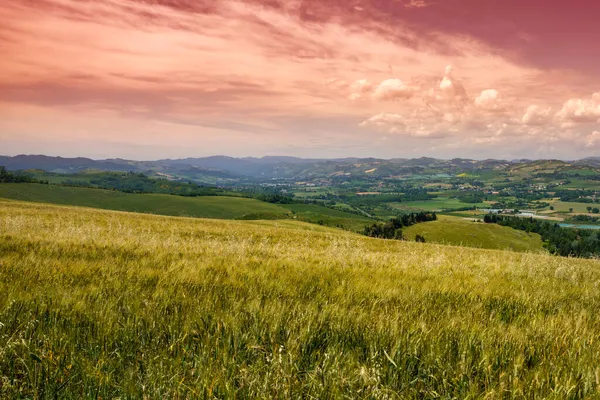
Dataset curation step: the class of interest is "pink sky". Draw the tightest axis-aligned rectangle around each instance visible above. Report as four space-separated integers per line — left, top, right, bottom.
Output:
1 0 600 160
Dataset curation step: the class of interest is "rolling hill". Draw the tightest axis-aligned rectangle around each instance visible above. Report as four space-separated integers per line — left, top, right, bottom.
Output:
1 199 600 398
403 215 546 252
3 154 600 181
0 183 290 219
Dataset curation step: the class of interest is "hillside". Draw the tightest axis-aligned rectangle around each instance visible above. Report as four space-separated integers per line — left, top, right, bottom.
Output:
403 215 546 252
0 183 289 219
1 200 600 398
4 154 600 180
282 203 374 232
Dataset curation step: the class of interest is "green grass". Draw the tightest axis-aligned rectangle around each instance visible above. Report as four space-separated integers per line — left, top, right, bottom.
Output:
545 200 598 213
2 200 600 398
389 198 489 212
403 215 546 252
561 180 600 190
281 204 374 232
0 183 289 219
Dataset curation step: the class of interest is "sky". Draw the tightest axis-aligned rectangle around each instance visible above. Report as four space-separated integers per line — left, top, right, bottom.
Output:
1 0 600 160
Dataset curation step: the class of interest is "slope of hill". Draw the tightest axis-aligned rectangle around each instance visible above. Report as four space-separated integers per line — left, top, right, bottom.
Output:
403 215 545 252
1 200 600 398
0 183 290 219
281 203 375 232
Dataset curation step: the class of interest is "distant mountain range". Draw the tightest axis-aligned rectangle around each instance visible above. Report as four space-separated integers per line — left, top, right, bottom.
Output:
1 154 599 182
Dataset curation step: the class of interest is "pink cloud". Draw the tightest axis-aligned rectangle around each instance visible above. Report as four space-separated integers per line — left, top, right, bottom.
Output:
474 89 504 112
555 92 600 124
522 105 552 126
586 131 600 149
372 79 418 101
0 0 599 159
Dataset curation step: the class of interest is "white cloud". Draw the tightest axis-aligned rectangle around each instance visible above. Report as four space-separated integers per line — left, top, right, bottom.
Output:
475 89 503 111
372 78 417 101
586 131 600 148
522 105 552 125
349 79 373 100
555 92 600 124
422 65 469 111
360 111 451 139
360 113 406 133
405 0 429 8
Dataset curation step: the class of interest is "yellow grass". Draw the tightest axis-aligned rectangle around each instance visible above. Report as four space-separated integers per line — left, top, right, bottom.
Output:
1 199 600 398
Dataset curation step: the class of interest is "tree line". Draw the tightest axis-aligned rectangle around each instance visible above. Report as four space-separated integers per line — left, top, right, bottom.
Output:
0 167 47 184
363 212 437 240
484 214 600 258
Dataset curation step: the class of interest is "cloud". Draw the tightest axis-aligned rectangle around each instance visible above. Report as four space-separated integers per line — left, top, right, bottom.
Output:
555 92 600 124
422 65 469 112
1 0 598 159
474 89 503 112
522 105 552 125
360 111 451 139
586 131 600 148
405 0 429 8
349 79 373 100
439 65 468 104
361 66 518 141
372 78 417 101
360 113 406 133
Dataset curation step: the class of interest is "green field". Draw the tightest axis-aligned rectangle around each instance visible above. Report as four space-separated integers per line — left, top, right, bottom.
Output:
281 204 374 232
403 216 545 252
545 200 598 213
389 198 489 212
561 180 600 190
0 183 290 219
2 200 600 397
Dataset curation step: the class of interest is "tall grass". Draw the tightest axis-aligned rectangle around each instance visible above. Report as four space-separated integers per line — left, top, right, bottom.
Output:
1 199 600 398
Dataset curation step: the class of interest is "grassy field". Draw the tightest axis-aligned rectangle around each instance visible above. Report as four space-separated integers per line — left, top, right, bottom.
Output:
282 204 374 232
561 180 600 190
2 200 600 398
389 198 489 212
0 183 290 219
403 216 546 252
545 200 598 214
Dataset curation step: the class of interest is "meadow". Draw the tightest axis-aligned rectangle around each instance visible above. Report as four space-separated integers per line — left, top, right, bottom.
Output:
402 215 545 252
2 200 600 398
282 203 374 232
0 183 289 219
545 200 599 214
389 198 489 212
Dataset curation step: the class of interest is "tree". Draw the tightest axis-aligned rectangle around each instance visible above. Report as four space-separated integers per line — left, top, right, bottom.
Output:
587 206 593 213
593 208 600 214
415 234 426 243
550 206 555 211
569 208 574 213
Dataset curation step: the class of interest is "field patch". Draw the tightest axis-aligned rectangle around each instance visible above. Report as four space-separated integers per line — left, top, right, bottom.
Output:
389 198 489 212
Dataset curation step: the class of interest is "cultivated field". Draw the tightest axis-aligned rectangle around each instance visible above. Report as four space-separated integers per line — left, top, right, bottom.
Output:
1 200 600 398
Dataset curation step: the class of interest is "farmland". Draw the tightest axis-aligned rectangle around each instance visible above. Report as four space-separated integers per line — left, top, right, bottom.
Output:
2 200 600 398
